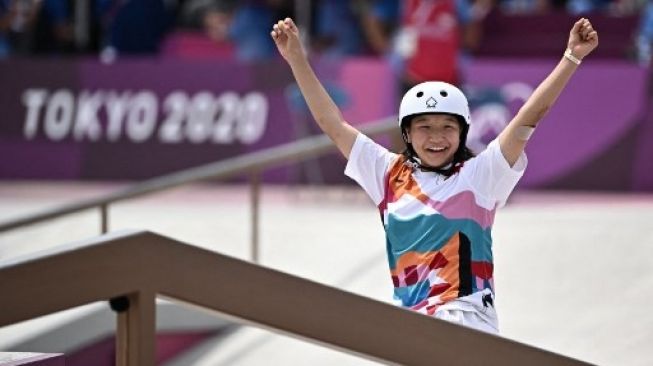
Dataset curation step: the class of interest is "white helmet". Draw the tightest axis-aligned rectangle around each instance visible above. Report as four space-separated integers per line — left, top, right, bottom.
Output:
399 81 470 127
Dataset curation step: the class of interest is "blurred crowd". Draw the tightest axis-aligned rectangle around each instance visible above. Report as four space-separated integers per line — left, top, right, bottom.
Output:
0 0 651 65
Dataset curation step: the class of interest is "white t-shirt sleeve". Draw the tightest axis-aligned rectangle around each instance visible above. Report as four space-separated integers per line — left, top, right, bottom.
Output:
463 138 527 207
345 133 397 205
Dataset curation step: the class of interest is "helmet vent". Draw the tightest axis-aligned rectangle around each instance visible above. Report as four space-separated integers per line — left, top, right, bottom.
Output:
416 91 424 98
440 90 448 97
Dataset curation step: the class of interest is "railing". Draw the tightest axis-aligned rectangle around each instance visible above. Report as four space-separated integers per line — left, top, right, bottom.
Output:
0 230 593 366
0 118 398 263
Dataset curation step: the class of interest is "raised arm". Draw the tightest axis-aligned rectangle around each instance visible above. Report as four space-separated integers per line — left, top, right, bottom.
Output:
498 18 599 166
271 18 359 159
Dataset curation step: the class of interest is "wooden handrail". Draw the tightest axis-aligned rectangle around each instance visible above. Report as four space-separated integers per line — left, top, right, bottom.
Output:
0 230 593 366
0 118 397 234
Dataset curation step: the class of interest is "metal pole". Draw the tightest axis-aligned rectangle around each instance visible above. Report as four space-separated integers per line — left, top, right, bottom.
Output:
100 204 108 234
74 0 89 51
250 171 260 263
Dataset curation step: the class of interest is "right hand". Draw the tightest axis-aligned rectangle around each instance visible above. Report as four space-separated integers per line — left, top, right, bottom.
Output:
567 18 598 60
270 18 304 63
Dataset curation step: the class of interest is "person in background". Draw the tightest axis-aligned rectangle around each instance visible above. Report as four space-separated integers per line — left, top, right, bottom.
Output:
168 0 236 58
311 0 366 57
1 0 40 55
566 0 612 14
0 0 10 56
497 0 551 14
396 0 474 89
30 0 75 54
105 0 176 55
198 0 235 44
228 0 292 61
360 0 399 57
636 0 653 65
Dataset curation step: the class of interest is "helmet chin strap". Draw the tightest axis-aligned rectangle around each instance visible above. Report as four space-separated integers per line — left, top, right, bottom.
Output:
406 154 455 174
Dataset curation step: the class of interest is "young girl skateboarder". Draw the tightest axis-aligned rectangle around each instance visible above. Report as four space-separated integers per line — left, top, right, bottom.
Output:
271 17 598 333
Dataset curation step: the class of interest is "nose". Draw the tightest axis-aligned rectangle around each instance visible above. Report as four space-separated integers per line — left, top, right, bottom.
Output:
428 130 446 142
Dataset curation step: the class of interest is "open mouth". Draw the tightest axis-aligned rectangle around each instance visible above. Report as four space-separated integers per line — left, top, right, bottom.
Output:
425 146 447 153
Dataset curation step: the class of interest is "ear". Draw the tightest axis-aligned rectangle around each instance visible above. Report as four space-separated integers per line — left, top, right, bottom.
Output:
403 128 412 144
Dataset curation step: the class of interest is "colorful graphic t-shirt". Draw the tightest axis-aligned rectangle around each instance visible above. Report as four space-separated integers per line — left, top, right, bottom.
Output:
345 133 527 328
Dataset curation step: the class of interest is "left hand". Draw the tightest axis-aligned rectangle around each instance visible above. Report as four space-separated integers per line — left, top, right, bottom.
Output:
271 18 305 65
567 18 599 60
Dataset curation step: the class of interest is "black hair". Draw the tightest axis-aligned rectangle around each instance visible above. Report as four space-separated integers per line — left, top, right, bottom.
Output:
400 113 475 177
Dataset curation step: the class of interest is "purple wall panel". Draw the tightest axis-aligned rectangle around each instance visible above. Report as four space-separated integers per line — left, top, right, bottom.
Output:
466 60 647 188
0 57 649 190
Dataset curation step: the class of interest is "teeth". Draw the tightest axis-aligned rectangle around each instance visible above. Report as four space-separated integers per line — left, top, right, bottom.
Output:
427 147 446 152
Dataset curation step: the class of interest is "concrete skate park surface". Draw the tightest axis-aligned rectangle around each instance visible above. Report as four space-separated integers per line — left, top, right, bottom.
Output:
1 182 652 366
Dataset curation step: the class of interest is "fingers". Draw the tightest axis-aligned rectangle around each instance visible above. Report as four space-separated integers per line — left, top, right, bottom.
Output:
284 17 297 32
586 30 598 42
580 20 591 40
271 18 297 38
571 18 584 34
271 21 283 40
575 18 596 42
271 21 284 40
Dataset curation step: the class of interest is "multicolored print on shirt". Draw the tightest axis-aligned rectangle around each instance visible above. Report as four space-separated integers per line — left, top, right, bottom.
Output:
379 155 496 315
344 133 526 320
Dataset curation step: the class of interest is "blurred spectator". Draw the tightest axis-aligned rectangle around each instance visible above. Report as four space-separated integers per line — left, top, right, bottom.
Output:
636 1 653 65
200 1 234 43
498 0 551 14
613 0 648 15
30 0 75 54
228 0 292 61
6 0 643 60
362 0 480 90
90 0 122 53
105 0 176 55
178 0 235 37
0 0 9 56
360 0 400 56
162 0 235 59
0 0 93 56
1 0 40 55
566 0 612 14
311 0 366 57
169 0 291 61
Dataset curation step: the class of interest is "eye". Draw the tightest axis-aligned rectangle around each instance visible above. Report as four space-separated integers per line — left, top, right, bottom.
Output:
416 91 424 98
440 91 448 97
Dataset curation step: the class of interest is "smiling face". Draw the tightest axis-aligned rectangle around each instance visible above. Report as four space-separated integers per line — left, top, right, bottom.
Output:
406 114 462 169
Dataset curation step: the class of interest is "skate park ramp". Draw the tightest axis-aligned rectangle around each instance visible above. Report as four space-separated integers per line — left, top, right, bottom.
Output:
1 182 652 366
